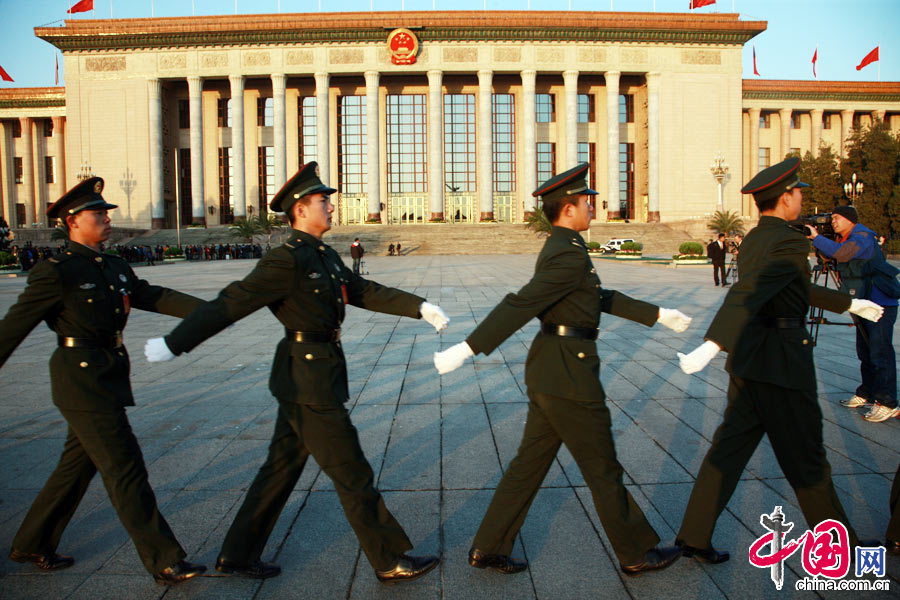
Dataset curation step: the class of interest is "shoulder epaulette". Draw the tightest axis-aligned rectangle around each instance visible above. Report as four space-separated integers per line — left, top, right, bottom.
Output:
47 251 75 265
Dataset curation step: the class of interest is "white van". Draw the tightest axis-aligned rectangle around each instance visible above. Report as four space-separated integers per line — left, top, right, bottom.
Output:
600 238 635 253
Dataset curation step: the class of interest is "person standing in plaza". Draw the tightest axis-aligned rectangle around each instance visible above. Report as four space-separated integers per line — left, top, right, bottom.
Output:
0 177 207 585
805 205 900 423
350 237 365 275
433 163 691 576
707 232 728 286
676 157 884 562
144 162 448 585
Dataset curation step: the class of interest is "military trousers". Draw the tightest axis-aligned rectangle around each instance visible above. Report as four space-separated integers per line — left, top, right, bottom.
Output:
472 390 659 565
678 375 858 548
219 401 412 570
12 408 185 574
887 462 900 542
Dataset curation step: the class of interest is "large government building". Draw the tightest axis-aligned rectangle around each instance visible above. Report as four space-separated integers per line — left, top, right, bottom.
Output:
0 10 898 230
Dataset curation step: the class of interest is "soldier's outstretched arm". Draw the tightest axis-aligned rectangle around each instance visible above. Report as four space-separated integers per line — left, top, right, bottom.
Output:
128 270 204 318
0 262 61 367
343 260 448 331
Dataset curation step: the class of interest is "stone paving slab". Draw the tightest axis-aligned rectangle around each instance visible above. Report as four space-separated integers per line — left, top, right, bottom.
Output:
1 254 899 598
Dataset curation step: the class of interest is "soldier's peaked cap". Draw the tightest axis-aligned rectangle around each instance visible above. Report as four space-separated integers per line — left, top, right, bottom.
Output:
46 177 117 219
533 163 597 202
741 156 810 205
270 162 337 213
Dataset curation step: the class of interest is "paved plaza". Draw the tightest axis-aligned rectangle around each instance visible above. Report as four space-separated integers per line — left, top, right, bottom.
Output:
0 252 898 599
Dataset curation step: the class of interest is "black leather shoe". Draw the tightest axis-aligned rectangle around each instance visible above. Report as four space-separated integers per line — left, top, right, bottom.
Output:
675 539 730 564
886 539 900 555
215 556 281 579
468 547 528 574
620 546 682 576
153 560 207 585
9 549 74 570
374 554 439 585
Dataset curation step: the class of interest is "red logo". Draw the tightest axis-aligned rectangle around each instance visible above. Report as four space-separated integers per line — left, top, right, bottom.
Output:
387 28 419 65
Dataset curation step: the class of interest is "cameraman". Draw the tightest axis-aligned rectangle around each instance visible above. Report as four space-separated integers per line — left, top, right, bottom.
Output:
806 205 900 423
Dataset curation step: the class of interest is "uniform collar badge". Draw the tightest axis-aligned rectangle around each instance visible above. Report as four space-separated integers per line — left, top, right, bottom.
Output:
309 272 321 279
79 283 96 289
119 274 127 282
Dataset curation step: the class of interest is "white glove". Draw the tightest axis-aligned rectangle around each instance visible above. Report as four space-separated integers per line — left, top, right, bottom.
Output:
433 341 474 375
420 301 450 332
658 308 692 333
144 337 175 362
677 340 721 374
848 299 884 322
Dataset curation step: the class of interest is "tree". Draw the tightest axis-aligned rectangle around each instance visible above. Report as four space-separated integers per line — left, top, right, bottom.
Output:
795 144 843 215
229 217 263 244
706 210 745 235
523 206 551 235
841 119 900 238
255 213 285 246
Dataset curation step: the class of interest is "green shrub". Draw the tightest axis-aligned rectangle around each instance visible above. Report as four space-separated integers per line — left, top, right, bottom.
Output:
586 241 602 250
164 246 184 257
678 241 703 255
620 241 643 252
884 240 900 255
0 251 15 266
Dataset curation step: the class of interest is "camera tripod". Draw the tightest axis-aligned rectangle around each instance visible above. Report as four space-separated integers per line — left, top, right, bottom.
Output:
808 254 855 346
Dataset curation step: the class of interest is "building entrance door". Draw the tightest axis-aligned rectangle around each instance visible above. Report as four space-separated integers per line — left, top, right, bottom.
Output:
389 196 426 224
446 194 474 223
340 196 365 225
494 195 515 223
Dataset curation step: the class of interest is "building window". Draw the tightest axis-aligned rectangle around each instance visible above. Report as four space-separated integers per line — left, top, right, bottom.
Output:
536 93 555 123
759 113 771 128
619 142 634 218
443 94 476 193
217 98 232 128
577 94 595 123
11 120 21 138
218 147 234 223
536 142 556 187
178 99 190 129
337 95 367 195
492 93 516 193
790 114 799 129
44 119 54 137
852 113 862 128
789 147 801 157
257 97 274 127
298 96 316 166
258 146 274 214
823 114 832 129
619 94 634 123
178 148 192 225
758 147 771 171
386 94 427 194
45 156 55 184
577 142 596 191
14 157 23 184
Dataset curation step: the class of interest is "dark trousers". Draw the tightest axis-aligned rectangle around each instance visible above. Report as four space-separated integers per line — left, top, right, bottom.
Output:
855 305 897 408
887 462 900 542
472 391 659 565
712 262 727 285
678 376 858 548
12 408 185 574
219 402 412 570
352 257 361 275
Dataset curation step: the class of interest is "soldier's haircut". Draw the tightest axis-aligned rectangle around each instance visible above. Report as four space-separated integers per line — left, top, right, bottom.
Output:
542 195 580 224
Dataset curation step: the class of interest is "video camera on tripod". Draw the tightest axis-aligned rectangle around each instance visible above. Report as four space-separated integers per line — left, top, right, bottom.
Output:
789 213 837 241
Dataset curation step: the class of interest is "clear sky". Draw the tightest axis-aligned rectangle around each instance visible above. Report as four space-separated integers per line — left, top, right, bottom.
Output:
0 0 897 87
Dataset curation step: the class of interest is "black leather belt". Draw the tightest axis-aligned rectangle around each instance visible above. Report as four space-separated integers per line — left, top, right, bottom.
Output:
754 317 806 329
540 323 599 341
285 328 341 343
58 334 123 349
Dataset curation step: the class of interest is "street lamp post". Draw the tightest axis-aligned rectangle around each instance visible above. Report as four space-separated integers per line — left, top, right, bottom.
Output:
76 162 93 182
710 154 729 211
844 172 864 204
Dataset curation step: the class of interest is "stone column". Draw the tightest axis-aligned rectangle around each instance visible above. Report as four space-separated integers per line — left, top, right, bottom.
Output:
841 109 853 157
605 71 620 220
229 74 246 218
563 70 578 169
187 76 206 225
427 70 443 221
365 71 381 222
314 72 330 186
477 69 493 221
31 119 45 225
521 69 536 217
646 72 661 222
272 73 287 190
148 78 165 228
19 118 35 226
0 121 13 225
810 109 823 157
748 108 760 179
779 108 792 160
52 117 66 198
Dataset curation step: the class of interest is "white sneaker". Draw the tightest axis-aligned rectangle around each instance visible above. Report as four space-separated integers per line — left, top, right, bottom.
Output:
863 403 900 423
840 395 868 408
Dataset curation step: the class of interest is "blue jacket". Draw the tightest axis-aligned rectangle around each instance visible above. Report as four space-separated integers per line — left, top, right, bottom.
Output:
812 223 898 306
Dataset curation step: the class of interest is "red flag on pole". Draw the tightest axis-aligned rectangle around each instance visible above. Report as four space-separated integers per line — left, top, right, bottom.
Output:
812 47 818 79
690 0 716 8
856 46 879 71
0 64 13 82
753 46 760 76
67 0 93 14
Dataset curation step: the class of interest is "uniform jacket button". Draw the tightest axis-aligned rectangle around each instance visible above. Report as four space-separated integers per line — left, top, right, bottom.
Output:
115 308 120 314
87 298 93 303
109 285 114 290
305 353 314 360
79 361 88 368
802 339 809 345
577 352 586 359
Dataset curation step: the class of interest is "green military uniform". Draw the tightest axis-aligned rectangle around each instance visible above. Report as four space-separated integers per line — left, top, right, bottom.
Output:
678 160 860 549
0 240 203 574
164 227 425 570
466 224 662 565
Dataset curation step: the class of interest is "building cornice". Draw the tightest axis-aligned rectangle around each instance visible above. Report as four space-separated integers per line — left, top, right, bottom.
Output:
35 11 766 52
743 80 900 103
0 87 66 109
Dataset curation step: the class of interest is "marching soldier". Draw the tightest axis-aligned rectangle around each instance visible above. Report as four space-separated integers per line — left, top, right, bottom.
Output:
434 163 691 576
676 157 884 561
0 177 207 585
144 162 447 584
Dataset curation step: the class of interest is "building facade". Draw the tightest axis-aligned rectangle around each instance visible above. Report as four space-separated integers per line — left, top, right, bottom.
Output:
0 11 898 229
